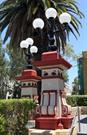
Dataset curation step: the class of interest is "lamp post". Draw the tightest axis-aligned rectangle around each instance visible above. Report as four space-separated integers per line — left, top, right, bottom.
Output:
32 7 72 129
33 7 71 52
21 5 71 115
20 8 71 66
20 37 38 69
18 37 40 100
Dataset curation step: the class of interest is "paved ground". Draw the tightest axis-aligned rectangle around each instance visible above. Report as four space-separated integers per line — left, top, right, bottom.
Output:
27 115 87 135
78 115 87 134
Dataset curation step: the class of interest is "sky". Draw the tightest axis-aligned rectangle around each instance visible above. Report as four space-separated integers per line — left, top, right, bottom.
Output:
68 0 87 89
1 0 87 90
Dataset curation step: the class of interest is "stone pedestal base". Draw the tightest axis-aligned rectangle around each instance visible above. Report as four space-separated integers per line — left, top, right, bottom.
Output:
35 116 73 130
35 117 60 130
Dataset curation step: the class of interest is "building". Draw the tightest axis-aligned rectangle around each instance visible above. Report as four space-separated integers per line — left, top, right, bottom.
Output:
78 51 87 95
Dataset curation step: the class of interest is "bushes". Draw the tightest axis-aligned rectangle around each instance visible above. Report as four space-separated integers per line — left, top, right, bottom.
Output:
66 95 87 106
0 96 87 134
66 95 78 106
0 99 36 135
0 114 7 135
76 95 87 106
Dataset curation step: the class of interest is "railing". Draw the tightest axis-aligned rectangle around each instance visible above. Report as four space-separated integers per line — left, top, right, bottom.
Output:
69 106 87 135
68 106 79 135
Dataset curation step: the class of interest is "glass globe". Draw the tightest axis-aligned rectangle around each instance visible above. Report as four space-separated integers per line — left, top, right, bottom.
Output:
45 7 57 19
30 46 38 53
59 12 71 24
26 38 34 46
33 18 44 29
20 40 29 48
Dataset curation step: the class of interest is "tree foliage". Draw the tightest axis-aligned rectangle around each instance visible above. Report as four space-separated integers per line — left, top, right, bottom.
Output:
0 0 84 57
72 76 79 95
0 0 84 98
64 43 77 60
0 99 36 135
6 44 26 80
0 114 7 135
0 38 10 98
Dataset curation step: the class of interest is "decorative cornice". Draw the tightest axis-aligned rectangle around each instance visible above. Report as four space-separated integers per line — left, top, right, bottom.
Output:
42 76 64 80
34 51 72 69
16 69 41 81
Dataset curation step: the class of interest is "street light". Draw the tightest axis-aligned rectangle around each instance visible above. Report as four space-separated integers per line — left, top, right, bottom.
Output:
45 7 57 19
20 37 38 69
33 18 44 29
33 7 71 52
30 46 38 53
59 12 71 24
32 8 72 121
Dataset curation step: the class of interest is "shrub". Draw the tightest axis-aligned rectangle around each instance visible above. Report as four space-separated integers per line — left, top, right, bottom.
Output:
1 96 87 134
66 95 87 106
76 95 87 106
0 114 7 135
0 99 36 135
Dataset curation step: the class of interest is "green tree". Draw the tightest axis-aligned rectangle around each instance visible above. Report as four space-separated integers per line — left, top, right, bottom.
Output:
0 1 83 98
63 71 69 82
0 38 10 98
0 0 83 58
72 77 79 95
64 44 78 60
62 44 78 82
6 44 26 80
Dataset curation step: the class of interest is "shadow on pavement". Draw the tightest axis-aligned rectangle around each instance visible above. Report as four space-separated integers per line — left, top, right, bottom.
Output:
79 117 87 124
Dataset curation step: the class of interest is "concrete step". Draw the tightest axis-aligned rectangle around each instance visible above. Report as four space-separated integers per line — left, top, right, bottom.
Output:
28 128 78 135
29 129 70 135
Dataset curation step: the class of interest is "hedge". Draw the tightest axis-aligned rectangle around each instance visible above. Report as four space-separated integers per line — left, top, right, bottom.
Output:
0 96 87 135
66 95 87 106
0 99 36 135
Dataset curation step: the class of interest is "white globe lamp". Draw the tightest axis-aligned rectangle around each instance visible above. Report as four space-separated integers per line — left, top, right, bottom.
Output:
20 40 29 49
30 46 38 53
59 12 71 24
33 18 44 29
45 7 57 19
26 38 34 46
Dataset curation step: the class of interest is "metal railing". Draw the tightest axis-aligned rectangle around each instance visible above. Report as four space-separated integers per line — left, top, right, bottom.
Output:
68 106 79 135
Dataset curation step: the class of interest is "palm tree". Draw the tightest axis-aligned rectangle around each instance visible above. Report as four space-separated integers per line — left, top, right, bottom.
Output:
0 0 83 59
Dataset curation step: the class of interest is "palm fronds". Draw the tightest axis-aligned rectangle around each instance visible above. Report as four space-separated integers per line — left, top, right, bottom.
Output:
0 0 84 55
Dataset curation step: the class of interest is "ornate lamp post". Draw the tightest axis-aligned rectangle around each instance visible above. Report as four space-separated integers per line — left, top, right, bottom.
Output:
16 38 40 98
33 7 71 52
32 8 73 130
17 7 73 131
20 37 38 69
15 37 40 98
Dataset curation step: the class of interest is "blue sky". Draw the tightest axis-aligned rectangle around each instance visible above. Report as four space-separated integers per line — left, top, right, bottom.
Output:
68 0 87 88
1 0 87 89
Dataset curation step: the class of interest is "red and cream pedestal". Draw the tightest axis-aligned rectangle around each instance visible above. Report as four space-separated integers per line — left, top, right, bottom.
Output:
34 51 73 130
16 69 41 98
